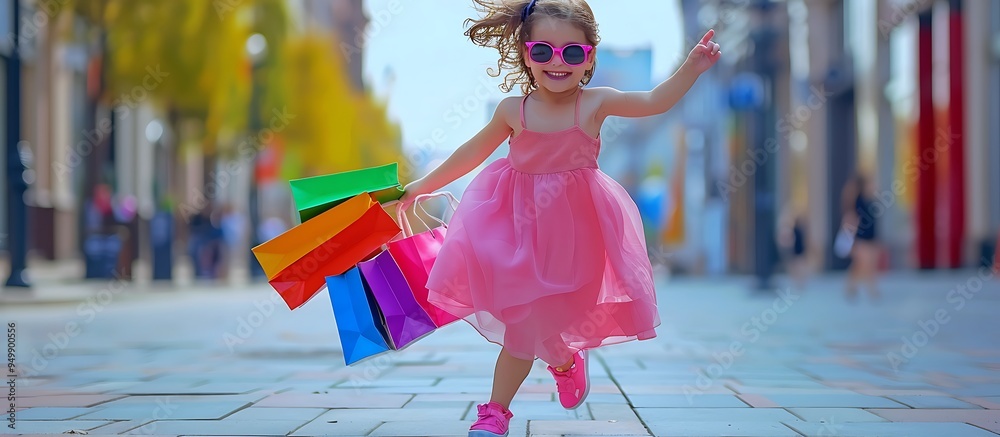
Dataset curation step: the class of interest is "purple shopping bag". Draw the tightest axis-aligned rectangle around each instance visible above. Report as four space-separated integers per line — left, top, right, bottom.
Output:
357 250 436 349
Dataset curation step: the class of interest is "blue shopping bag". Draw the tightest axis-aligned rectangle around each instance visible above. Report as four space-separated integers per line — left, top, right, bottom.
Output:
326 268 393 365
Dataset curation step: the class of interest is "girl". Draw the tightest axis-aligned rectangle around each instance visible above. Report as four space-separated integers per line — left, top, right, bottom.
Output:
399 1 720 435
841 174 882 302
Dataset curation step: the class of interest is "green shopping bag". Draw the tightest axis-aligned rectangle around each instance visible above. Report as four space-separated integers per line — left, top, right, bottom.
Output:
289 163 405 222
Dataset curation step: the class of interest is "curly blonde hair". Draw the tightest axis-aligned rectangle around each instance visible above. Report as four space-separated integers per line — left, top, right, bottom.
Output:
465 0 600 94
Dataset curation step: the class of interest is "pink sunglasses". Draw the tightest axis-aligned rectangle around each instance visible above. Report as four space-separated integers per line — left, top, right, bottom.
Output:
525 41 594 66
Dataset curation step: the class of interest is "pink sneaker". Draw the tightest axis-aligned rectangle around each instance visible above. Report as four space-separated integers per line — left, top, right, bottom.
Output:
547 350 591 409
468 402 513 437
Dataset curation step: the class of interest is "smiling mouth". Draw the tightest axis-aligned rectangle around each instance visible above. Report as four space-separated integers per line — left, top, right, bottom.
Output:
545 71 571 80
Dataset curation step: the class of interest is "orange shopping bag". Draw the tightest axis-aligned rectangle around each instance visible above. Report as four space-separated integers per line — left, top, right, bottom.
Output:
261 197 402 310
252 193 375 280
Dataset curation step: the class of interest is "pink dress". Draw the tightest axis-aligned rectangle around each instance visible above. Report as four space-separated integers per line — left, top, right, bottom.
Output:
426 89 660 365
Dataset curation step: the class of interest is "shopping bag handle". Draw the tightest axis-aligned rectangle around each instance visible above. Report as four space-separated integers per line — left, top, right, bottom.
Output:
379 200 414 244
415 192 459 219
414 192 459 229
395 192 459 237
396 192 459 236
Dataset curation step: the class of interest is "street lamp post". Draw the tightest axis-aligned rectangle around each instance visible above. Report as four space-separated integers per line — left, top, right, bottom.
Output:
246 33 267 280
4 0 30 289
749 1 779 292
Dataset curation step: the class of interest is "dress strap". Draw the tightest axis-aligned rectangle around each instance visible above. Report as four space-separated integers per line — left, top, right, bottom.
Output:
574 88 583 126
520 94 529 129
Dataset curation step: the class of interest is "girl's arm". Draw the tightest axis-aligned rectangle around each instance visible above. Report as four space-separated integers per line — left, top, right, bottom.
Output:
400 98 516 202
595 30 721 119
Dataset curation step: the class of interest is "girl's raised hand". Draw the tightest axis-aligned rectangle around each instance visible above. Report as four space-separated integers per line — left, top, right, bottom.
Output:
686 29 722 74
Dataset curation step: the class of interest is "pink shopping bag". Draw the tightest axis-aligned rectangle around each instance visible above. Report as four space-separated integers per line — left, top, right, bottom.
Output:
387 192 461 327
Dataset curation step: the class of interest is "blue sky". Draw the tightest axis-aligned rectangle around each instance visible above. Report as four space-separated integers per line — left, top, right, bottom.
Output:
363 0 685 154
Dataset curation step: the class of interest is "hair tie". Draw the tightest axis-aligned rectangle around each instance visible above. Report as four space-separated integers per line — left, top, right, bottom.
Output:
520 0 537 22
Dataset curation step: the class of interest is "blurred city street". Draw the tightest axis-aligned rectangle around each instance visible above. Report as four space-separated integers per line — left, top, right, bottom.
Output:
3 271 999 436
0 0 998 436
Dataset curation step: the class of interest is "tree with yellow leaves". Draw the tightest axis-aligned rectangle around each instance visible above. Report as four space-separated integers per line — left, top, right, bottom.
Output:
277 33 357 175
273 31 404 178
62 0 289 203
63 0 404 203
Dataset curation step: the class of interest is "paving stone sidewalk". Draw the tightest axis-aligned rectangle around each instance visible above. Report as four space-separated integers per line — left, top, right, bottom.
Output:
2 271 998 436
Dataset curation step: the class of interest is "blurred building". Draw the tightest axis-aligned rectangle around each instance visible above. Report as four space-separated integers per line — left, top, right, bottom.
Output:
0 0 11 261
1 0 380 282
672 0 1000 277
676 0 790 280
1 0 169 282
4 0 93 263
800 0 998 270
709 0 1000 274
590 45 732 275
674 0 741 276
4 0 997 281
296 0 368 92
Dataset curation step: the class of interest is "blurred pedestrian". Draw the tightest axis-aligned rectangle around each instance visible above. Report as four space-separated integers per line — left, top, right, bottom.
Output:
220 204 247 278
86 184 115 234
83 184 121 279
398 1 721 434
113 194 139 280
257 216 287 243
188 206 224 280
995 231 1000 273
778 206 809 291
841 174 881 302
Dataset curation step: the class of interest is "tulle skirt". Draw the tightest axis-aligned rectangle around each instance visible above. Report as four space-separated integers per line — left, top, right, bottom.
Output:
426 158 660 365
